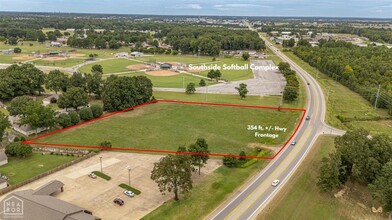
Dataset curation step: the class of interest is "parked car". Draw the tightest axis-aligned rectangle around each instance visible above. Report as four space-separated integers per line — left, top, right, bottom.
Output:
291 141 297 145
124 190 135 197
272 179 280 187
88 173 97 179
113 198 124 206
83 210 93 215
306 116 311 120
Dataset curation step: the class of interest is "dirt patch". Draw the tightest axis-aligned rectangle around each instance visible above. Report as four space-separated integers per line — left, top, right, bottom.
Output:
12 55 36 61
127 64 148 71
42 57 68 61
145 70 179 76
69 53 86 57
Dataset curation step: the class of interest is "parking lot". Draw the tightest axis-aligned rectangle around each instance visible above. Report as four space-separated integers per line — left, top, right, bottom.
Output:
1 152 222 219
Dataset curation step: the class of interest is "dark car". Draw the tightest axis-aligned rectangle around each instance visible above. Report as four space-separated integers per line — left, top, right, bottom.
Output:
306 116 311 120
113 198 124 206
84 210 93 215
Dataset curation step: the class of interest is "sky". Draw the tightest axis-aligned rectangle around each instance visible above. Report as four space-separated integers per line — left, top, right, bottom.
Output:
0 0 391 18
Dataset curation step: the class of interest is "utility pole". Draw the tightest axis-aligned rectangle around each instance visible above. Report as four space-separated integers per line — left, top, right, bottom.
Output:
374 84 381 109
99 157 103 173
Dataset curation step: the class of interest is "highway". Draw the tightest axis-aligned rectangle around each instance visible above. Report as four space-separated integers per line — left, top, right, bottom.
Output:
207 33 345 220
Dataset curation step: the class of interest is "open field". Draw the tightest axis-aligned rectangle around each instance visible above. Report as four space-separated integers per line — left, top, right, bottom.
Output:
79 59 140 73
283 51 390 130
108 72 209 88
347 120 392 136
134 55 214 64
0 152 77 185
143 152 271 220
36 102 301 155
31 58 85 68
259 135 385 220
0 152 222 220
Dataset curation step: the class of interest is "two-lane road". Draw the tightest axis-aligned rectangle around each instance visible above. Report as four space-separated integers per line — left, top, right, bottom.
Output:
207 34 344 220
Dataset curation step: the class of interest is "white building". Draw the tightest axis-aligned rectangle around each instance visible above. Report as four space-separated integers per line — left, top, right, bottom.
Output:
130 52 144 57
50 42 62 47
0 178 7 190
115 52 129 58
9 116 49 136
0 151 8 166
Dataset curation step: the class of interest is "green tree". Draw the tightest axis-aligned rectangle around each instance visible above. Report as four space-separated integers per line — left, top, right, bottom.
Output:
283 86 299 102
68 111 80 125
278 62 290 72
100 141 112 149
235 83 249 99
13 47 22 53
86 72 103 97
46 70 68 94
0 112 10 140
317 153 346 192
79 107 93 121
57 87 88 110
369 161 392 219
186 83 196 94
8 96 34 116
188 138 210 175
90 104 103 118
57 113 72 128
91 64 103 74
242 52 250 61
69 72 87 91
151 154 193 201
199 79 206 87
5 142 33 158
222 154 238 168
19 102 55 135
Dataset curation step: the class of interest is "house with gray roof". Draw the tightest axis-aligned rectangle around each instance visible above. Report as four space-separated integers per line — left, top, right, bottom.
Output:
0 180 96 220
0 151 8 166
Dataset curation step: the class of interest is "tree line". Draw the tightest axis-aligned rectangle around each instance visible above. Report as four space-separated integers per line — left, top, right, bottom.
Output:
278 62 300 102
293 40 392 115
318 129 392 218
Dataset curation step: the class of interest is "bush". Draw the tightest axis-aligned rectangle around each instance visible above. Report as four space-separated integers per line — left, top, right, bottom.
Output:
79 107 93 121
68 111 80 125
119 183 142 195
5 142 32 158
222 154 239 168
239 151 246 161
100 141 112 149
57 113 72 128
50 97 57 104
199 79 206 87
90 104 103 118
93 171 111 181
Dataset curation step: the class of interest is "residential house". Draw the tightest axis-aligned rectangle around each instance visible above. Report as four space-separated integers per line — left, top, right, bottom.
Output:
0 151 8 166
130 52 144 57
50 42 62 47
115 52 129 58
9 116 48 136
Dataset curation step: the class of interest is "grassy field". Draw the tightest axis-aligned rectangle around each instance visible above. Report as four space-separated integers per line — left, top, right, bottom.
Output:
0 152 77 185
31 58 85 68
37 102 301 155
259 135 385 220
143 153 270 220
78 59 140 73
108 72 210 88
283 51 391 130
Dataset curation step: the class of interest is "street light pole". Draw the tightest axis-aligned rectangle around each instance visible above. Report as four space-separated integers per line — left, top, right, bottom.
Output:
99 157 102 173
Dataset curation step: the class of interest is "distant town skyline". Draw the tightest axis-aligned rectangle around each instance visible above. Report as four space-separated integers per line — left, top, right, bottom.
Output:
0 0 391 18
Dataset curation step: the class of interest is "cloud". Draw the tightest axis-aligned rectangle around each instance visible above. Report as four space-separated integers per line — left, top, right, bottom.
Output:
167 3 202 10
213 3 272 11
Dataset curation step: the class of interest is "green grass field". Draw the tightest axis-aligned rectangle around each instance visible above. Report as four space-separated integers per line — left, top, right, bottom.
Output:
283 51 390 130
134 55 214 64
108 72 210 88
79 59 140 73
143 153 270 220
31 58 85 68
260 135 385 220
37 102 301 155
0 152 77 185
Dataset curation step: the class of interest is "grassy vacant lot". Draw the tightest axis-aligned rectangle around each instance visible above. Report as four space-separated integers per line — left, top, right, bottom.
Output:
284 51 391 131
79 59 140 73
259 136 385 220
154 91 304 109
38 102 301 155
143 154 270 220
0 152 76 185
109 72 209 88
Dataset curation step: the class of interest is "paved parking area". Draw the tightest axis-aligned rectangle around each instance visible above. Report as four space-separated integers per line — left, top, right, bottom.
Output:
0 152 222 220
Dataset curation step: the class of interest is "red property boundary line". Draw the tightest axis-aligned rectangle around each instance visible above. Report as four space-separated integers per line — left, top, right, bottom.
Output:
22 100 306 160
